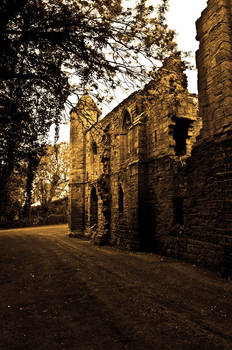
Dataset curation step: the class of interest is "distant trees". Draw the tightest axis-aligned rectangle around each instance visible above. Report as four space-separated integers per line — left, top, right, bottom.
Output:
0 0 179 224
32 143 69 214
0 143 69 226
1 165 27 222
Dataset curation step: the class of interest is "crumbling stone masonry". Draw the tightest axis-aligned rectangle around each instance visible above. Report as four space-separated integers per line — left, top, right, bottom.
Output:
69 57 200 249
69 0 232 275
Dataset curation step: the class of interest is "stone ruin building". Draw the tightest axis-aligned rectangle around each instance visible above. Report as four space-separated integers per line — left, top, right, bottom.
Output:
69 0 232 276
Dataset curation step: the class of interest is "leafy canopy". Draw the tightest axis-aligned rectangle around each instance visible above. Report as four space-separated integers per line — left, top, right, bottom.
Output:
0 0 178 220
1 0 177 108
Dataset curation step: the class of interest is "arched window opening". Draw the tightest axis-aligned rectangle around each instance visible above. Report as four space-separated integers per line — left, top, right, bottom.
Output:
121 110 131 162
90 187 98 226
122 109 132 130
92 141 97 155
118 184 124 213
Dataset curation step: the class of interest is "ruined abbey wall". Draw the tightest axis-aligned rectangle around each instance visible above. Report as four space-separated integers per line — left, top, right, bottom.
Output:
69 57 200 249
156 0 232 273
188 0 232 271
69 0 232 275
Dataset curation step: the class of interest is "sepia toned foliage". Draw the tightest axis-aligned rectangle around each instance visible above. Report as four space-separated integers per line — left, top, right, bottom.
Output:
32 143 69 213
0 0 178 222
2 166 27 222
0 143 69 225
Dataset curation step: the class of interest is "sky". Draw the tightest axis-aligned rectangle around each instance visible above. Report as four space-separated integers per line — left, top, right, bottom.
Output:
53 0 208 144
167 0 208 91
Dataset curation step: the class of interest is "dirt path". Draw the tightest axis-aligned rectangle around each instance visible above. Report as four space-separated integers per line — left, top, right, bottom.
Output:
0 224 231 350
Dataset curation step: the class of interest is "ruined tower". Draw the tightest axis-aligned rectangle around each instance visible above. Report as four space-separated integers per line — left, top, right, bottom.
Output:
181 0 232 272
196 0 232 138
69 95 100 233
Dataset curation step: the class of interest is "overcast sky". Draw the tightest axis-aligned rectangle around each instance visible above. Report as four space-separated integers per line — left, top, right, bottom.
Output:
55 0 208 143
167 0 208 92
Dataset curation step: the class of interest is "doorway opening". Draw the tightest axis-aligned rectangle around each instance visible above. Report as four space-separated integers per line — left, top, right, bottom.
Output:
90 187 98 226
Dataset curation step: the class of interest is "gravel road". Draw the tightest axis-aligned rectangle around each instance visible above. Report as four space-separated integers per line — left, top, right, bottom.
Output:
0 224 231 350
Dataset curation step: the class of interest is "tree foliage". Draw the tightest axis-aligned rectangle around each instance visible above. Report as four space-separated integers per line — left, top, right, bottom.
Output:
1 0 177 101
32 143 69 212
0 0 178 222
0 143 69 225
0 165 27 223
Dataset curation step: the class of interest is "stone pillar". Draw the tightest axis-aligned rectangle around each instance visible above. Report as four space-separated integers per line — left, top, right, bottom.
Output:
69 95 101 234
196 0 232 138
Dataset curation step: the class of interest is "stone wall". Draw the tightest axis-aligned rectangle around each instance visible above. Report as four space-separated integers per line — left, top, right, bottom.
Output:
69 58 200 251
185 0 232 274
82 92 147 249
137 59 199 251
69 0 232 276
186 0 232 274
155 0 232 275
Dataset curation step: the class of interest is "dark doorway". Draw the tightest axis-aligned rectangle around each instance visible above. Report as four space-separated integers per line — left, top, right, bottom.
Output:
173 197 184 225
90 187 98 226
118 184 124 213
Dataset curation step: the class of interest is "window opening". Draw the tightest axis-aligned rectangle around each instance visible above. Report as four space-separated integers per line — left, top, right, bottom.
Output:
173 197 184 225
90 187 98 226
122 110 132 130
173 117 191 156
118 184 124 213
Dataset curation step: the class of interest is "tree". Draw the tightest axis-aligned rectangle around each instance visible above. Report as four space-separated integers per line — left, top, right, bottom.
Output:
0 165 26 223
1 0 177 90
0 0 178 222
32 143 69 213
